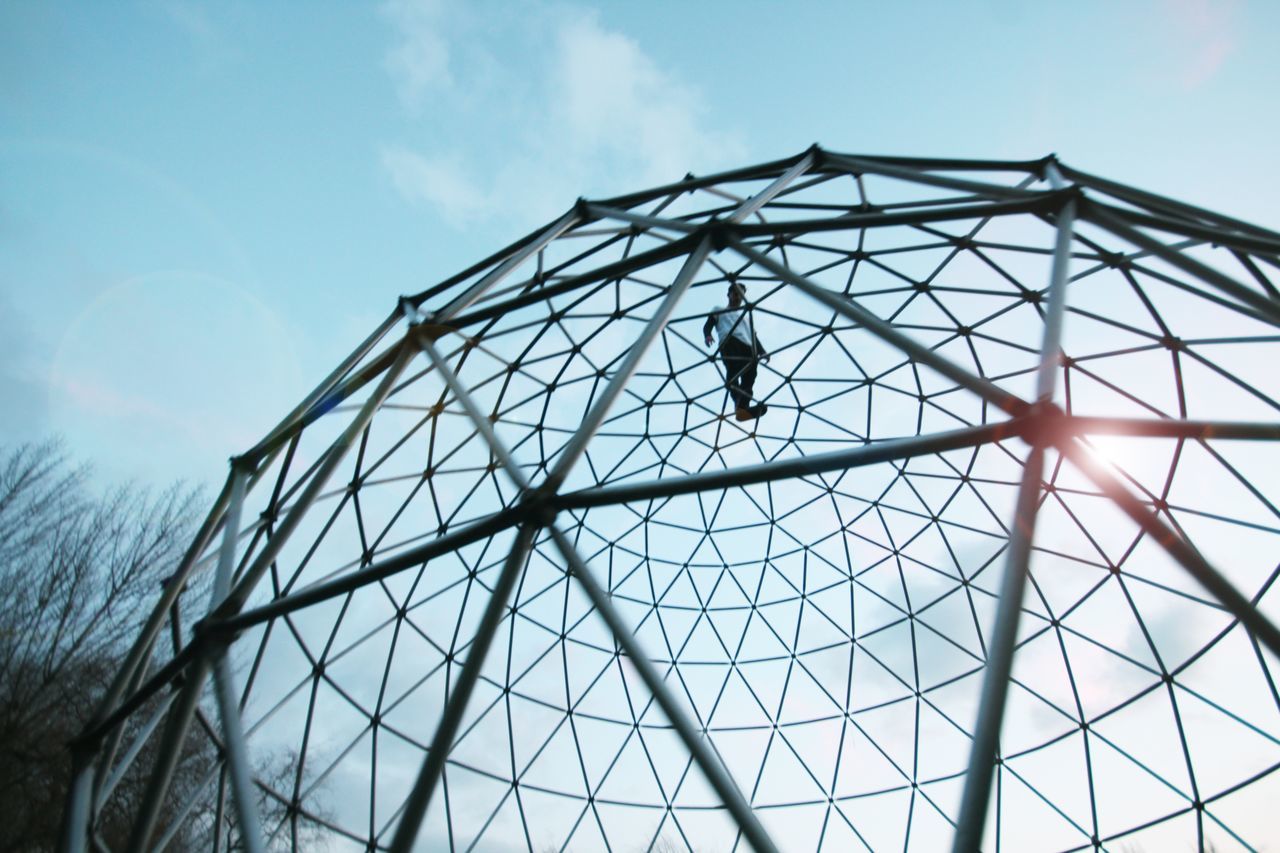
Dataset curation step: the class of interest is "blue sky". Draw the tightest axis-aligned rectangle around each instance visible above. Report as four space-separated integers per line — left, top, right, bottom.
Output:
4 0 1279 488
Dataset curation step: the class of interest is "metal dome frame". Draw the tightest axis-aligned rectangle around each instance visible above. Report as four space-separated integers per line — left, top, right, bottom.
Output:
60 146 1280 852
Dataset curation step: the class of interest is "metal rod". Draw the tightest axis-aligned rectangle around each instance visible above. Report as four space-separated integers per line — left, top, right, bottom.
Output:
92 690 177 814
1035 197 1077 400
388 523 539 853
78 472 235 738
949 444 1047 853
210 505 524 636
548 526 780 853
208 469 264 853
825 152 1044 202
1080 201 1280 329
1057 162 1280 246
729 236 1029 416
585 203 698 234
952 191 1077 852
1064 416 1280 441
727 149 815 223
56 760 94 853
544 236 712 489
219 338 417 615
1057 436 1280 660
433 210 580 323
732 194 1061 239
123 655 214 852
557 420 1018 510
244 309 401 465
415 331 530 492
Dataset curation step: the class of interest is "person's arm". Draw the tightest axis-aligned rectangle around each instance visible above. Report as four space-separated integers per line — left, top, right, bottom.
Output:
753 333 768 360
703 313 716 346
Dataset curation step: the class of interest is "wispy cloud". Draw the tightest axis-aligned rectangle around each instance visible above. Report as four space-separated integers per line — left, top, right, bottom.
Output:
381 0 454 109
1165 0 1237 89
378 2 744 227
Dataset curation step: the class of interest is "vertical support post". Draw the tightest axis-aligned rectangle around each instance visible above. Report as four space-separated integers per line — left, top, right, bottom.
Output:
209 468 264 853
545 236 711 490
388 523 539 853
56 758 94 853
951 193 1077 852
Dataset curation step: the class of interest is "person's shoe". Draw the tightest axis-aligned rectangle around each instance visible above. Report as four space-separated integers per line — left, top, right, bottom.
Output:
751 403 768 418
735 406 754 421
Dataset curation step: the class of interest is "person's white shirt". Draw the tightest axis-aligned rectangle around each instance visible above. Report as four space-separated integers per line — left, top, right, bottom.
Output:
713 306 753 347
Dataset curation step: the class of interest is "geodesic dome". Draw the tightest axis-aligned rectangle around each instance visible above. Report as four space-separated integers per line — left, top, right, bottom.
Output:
63 148 1280 853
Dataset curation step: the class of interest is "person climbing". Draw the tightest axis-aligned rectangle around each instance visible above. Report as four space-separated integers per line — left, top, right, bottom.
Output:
703 281 769 421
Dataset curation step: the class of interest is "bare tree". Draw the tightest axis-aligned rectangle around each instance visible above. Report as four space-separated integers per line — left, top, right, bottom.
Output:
0 439 202 849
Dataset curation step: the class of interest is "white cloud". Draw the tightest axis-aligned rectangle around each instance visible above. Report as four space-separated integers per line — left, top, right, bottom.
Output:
381 0 453 109
378 2 745 227
380 144 491 223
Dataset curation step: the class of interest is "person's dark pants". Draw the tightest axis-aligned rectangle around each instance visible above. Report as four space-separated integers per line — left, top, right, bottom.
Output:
719 336 757 410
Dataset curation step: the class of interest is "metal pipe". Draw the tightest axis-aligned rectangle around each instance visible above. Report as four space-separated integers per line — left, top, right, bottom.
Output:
92 690 177 814
219 338 417 615
949 444 1047 853
433 210 580 323
727 150 815 223
732 194 1061 240
388 523 539 853
56 760 94 853
1064 416 1280 441
208 469 264 853
585 203 698 234
123 655 214 852
826 152 1044 202
548 526 780 853
1057 436 1280 660
1035 197 1077 400
544 236 712 489
557 420 1018 510
211 505 524 635
729 236 1029 416
951 191 1077 852
1081 201 1280 329
244 309 401 465
415 331 530 492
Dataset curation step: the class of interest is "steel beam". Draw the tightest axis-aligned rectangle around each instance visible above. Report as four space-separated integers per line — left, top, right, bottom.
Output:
1081 201 1280 328
1058 436 1280 660
388 523 539 853
727 149 815 223
208 468 264 853
544 236 712 489
951 194 1077 852
433 210 580 323
548 527 780 853
558 420 1018 510
219 338 417 614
